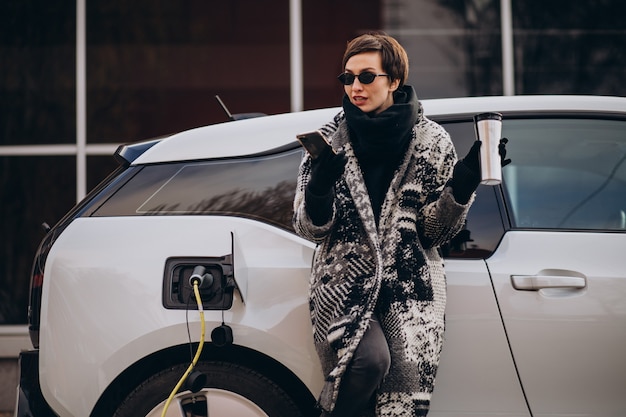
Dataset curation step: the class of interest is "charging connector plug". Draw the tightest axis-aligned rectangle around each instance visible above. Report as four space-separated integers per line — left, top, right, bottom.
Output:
189 265 214 289
162 266 207 417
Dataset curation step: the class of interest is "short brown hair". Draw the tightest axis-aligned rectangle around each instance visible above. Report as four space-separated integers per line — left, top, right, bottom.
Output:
342 32 409 87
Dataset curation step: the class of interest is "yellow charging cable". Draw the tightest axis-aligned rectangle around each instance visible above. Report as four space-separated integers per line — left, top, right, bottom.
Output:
161 281 206 417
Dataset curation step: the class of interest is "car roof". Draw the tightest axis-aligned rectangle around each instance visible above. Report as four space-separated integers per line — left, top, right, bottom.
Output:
132 95 626 165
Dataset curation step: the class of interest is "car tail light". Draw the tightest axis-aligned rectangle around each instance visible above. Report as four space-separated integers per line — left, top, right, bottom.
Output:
28 228 57 348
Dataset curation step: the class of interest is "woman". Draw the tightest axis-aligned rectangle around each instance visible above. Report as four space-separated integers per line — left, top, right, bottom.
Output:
293 33 507 417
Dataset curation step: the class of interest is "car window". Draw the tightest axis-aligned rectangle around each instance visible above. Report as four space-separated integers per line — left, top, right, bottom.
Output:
92 124 506 258
92 149 303 231
440 121 506 259
501 118 626 230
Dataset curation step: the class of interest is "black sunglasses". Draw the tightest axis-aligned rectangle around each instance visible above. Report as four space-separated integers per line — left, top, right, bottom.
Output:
337 72 389 85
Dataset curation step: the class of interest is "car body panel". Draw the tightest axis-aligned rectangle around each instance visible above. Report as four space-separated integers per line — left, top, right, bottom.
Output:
132 107 339 164
430 259 529 416
39 216 322 416
487 231 626 416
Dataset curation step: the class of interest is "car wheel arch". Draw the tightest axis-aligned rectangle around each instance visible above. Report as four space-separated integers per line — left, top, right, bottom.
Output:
90 343 317 417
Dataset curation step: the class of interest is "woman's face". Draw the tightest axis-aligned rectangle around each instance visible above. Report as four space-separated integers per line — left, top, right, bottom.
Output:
344 51 400 115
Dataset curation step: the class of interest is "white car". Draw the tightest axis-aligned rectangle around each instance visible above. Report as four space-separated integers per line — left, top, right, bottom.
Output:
16 95 626 417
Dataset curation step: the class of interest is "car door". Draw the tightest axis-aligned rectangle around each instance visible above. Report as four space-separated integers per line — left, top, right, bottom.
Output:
488 116 626 416
430 120 530 416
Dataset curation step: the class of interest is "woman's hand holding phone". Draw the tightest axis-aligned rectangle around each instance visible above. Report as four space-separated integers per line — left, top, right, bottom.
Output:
297 130 335 159
307 146 347 196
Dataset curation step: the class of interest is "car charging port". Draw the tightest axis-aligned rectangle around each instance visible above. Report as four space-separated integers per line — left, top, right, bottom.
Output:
163 256 236 311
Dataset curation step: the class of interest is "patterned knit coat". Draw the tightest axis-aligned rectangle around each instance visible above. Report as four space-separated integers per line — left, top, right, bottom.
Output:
293 110 473 416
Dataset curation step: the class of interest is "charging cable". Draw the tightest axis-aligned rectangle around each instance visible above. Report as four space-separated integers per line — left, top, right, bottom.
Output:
161 266 208 417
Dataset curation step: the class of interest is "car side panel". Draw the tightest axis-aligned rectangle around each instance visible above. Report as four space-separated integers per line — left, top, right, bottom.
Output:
430 259 529 417
39 216 322 416
487 231 626 417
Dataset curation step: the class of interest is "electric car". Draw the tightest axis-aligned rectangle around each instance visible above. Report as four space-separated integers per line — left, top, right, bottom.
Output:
16 95 626 417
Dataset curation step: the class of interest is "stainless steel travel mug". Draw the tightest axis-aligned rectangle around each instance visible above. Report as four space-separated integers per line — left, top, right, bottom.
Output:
473 112 503 185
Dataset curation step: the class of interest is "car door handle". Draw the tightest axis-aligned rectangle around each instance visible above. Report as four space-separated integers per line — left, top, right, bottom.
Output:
511 274 586 291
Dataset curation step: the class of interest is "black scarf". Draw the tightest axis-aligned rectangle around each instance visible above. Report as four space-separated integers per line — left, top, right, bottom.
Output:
343 85 422 163
343 85 423 224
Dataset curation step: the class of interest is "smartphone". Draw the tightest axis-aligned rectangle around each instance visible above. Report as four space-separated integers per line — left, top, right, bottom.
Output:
296 130 334 159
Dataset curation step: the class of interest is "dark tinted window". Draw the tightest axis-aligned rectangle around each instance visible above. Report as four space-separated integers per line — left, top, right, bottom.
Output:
86 0 292 142
441 121 506 259
94 124 506 259
0 2 76 145
93 149 303 231
502 118 626 230
513 1 626 96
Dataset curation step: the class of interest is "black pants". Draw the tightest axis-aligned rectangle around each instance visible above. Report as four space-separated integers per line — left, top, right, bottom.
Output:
326 316 391 417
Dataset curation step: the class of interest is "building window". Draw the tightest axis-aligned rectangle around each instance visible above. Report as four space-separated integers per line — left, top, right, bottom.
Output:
513 0 626 95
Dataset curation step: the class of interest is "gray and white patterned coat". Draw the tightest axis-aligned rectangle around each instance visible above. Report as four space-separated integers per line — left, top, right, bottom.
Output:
293 111 474 416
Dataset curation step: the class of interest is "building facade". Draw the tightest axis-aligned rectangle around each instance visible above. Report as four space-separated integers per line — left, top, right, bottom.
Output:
1 0 625 327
